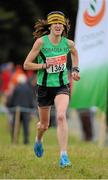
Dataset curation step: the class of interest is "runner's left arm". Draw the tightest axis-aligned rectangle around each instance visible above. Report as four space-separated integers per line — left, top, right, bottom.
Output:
68 39 80 81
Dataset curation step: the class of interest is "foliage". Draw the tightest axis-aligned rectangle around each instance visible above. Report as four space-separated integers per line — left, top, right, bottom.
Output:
0 0 78 65
0 0 42 65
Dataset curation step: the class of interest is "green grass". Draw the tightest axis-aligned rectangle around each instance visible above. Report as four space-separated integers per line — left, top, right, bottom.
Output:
0 114 108 179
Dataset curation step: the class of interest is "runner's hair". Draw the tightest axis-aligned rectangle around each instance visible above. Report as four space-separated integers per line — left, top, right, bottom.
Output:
33 18 70 40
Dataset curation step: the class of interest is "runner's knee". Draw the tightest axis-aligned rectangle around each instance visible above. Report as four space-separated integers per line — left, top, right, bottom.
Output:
57 112 65 122
37 121 49 131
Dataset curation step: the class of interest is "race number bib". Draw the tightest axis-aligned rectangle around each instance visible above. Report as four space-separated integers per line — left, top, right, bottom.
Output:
46 55 67 73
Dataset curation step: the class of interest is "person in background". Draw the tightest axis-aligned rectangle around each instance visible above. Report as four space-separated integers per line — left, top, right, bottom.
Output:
0 62 14 94
77 108 94 141
23 11 80 167
7 74 34 144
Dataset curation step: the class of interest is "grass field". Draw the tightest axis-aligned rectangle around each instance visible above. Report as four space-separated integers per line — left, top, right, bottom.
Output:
0 113 108 179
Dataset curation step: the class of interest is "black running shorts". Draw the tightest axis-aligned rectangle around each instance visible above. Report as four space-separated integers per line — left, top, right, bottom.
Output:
36 84 70 107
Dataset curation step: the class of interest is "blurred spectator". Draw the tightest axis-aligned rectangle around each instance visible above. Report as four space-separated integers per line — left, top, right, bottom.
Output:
0 62 14 94
77 108 94 141
49 105 56 127
6 74 34 144
8 65 26 95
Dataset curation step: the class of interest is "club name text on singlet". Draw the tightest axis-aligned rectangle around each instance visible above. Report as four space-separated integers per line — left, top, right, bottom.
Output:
37 35 70 87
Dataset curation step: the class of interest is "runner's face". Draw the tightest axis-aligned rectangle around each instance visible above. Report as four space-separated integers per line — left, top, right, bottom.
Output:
50 23 64 36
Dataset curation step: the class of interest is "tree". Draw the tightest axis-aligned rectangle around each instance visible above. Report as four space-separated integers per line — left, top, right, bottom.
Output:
0 0 78 65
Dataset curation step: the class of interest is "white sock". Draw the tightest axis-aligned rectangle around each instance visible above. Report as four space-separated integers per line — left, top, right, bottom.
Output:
60 151 67 157
35 136 43 142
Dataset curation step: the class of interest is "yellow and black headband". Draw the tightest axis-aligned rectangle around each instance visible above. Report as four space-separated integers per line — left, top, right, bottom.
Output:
47 11 66 26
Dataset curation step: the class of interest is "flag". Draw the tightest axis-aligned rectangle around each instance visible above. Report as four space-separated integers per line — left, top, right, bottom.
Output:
70 0 108 112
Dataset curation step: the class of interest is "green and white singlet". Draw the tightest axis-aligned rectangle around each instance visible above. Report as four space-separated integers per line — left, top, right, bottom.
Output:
37 35 70 87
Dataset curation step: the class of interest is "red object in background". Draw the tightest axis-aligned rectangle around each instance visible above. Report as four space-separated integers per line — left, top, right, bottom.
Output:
25 70 34 78
1 70 11 92
10 65 27 87
0 62 14 94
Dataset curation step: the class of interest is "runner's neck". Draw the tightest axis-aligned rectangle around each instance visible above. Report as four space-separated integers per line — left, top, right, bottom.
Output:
48 34 62 45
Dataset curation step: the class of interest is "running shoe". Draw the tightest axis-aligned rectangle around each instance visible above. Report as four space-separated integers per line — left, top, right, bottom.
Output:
59 154 72 168
34 141 44 158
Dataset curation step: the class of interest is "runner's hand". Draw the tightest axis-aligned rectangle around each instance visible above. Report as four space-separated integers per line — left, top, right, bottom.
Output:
72 71 80 81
